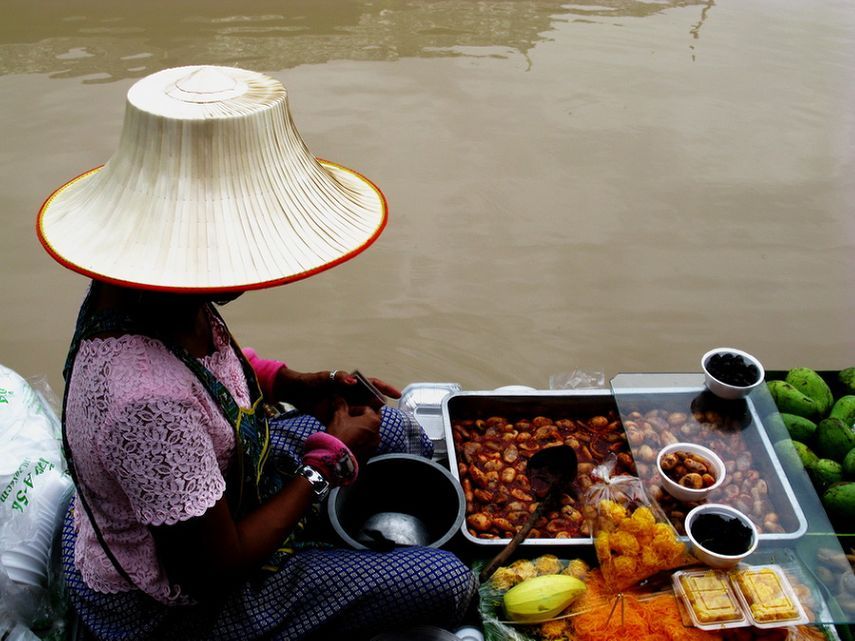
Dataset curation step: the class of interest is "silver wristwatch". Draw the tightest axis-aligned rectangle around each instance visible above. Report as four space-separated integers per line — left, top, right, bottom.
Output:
297 464 330 502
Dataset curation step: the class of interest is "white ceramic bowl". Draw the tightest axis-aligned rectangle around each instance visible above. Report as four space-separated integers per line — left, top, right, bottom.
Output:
685 503 758 569
657 442 725 503
701 347 765 399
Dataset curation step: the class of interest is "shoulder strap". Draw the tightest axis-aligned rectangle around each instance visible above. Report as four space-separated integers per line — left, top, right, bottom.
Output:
61 294 144 592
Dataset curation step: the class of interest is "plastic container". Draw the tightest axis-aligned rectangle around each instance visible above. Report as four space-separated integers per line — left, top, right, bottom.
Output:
398 383 462 460
729 565 808 629
656 442 725 503
672 569 747 630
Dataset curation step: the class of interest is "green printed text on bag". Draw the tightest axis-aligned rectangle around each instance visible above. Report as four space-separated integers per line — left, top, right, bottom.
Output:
0 457 56 512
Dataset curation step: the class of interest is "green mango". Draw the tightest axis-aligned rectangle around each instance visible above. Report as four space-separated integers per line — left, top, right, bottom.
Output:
780 413 817 444
843 448 855 479
763 412 787 437
793 441 819 468
822 482 855 521
767 380 821 419
809 458 844 491
829 395 855 428
839 368 855 394
774 439 818 470
814 418 855 461
785 368 834 416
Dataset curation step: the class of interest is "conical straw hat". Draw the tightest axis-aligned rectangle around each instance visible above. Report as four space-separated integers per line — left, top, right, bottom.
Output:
37 65 387 292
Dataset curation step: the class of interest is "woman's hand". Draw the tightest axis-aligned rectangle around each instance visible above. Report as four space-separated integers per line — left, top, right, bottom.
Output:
272 367 401 422
326 397 381 461
331 371 402 403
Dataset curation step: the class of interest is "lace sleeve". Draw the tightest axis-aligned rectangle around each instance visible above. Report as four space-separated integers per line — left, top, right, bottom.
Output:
102 395 227 526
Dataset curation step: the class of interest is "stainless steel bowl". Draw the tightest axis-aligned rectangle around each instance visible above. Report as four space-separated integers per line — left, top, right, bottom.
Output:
328 453 465 551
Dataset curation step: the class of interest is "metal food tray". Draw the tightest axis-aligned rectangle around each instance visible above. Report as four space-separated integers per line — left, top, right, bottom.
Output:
442 386 808 547
442 389 617 546
612 385 808 542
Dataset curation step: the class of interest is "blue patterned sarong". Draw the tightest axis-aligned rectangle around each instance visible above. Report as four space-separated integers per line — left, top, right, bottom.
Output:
63 408 476 641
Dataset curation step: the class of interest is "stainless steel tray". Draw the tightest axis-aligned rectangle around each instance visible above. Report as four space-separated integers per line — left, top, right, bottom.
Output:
442 389 619 546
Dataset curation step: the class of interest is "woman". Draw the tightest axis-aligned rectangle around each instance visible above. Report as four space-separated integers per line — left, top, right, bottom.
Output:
38 65 477 640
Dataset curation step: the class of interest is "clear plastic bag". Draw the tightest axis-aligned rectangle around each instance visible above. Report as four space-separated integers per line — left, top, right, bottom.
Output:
549 369 606 390
0 617 42 641
582 456 692 593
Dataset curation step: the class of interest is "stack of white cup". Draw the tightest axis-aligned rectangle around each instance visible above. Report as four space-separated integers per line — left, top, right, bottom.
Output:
1 470 73 588
0 620 42 641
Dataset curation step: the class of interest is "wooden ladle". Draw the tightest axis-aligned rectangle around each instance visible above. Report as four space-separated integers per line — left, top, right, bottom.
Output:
478 444 578 583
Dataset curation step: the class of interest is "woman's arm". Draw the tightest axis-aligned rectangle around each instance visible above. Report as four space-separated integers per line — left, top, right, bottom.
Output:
151 474 314 600
242 348 401 418
151 399 380 600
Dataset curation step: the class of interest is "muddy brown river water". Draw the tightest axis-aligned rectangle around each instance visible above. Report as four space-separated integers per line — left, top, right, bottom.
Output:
1 0 853 397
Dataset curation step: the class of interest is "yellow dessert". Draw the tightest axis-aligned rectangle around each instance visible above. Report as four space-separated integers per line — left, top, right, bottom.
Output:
678 571 744 624
732 567 800 623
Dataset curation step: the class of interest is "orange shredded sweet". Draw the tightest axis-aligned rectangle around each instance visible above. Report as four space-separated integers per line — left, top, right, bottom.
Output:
565 570 813 641
511 564 816 641
569 570 722 641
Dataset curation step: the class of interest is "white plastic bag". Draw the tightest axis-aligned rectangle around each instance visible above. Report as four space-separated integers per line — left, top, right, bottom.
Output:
0 364 72 629
0 365 63 473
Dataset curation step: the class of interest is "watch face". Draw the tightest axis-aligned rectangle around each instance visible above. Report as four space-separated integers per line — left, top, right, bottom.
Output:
300 465 330 500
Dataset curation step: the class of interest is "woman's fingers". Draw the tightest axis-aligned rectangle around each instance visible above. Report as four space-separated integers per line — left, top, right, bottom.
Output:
327 400 380 456
367 377 401 399
329 370 356 387
326 370 399 400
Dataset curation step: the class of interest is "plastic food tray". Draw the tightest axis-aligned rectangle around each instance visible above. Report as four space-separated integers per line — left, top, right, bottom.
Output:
672 569 747 630
611 384 808 542
398 382 462 460
729 564 809 629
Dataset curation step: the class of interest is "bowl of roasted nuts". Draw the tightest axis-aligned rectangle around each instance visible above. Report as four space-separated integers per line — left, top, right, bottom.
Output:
701 348 765 399
656 442 725 503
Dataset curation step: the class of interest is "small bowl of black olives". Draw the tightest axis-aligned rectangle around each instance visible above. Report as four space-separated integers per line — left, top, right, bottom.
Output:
701 348 765 399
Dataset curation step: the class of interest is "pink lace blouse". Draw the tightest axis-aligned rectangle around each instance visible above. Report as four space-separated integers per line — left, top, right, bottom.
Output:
65 313 251 604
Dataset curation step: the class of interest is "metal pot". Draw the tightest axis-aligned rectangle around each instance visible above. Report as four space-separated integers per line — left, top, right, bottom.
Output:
327 453 465 551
